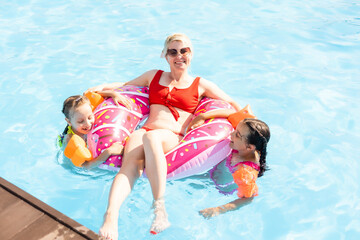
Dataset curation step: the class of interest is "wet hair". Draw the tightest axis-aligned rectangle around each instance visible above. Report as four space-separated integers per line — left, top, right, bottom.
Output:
242 118 270 177
161 33 193 58
61 95 90 135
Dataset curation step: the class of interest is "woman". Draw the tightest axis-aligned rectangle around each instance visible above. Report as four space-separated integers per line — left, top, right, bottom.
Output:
88 33 241 239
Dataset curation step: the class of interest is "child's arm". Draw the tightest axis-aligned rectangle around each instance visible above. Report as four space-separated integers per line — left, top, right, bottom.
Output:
96 90 132 110
199 197 254 219
81 142 124 169
187 108 236 132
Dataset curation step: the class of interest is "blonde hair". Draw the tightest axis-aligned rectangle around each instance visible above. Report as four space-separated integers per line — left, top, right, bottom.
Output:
161 33 193 58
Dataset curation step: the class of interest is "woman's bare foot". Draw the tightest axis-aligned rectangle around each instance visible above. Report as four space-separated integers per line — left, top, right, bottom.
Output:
149 199 170 235
99 212 118 240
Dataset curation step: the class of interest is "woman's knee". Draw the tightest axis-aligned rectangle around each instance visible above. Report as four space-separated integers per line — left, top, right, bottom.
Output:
142 131 159 144
120 157 144 176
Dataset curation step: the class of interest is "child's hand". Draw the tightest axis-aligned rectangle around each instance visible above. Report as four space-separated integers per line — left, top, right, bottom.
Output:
187 114 206 133
107 142 124 155
199 207 221 219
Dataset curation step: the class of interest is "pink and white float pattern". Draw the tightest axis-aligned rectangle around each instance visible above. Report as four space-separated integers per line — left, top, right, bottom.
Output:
87 86 150 171
87 86 234 180
164 97 234 180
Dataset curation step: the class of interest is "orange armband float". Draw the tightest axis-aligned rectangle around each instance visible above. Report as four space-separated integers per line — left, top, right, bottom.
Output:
232 165 259 198
84 91 104 110
227 105 256 128
64 134 93 167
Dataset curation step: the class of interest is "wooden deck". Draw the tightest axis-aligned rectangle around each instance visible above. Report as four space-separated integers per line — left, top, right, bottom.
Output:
0 177 100 240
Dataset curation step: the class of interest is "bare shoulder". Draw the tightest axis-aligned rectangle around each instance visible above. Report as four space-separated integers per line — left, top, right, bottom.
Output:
126 69 159 86
199 77 217 88
198 77 220 96
144 69 159 77
62 134 72 148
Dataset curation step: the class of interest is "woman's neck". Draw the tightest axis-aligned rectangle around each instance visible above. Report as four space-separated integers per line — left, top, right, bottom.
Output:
168 69 188 82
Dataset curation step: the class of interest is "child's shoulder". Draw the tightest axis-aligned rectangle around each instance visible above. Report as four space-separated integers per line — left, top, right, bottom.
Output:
62 133 73 147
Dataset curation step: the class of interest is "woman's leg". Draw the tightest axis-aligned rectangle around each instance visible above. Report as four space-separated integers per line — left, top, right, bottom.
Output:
99 129 146 240
142 129 182 234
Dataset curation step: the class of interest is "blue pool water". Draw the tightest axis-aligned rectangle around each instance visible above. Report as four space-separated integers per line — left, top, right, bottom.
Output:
1 1 360 239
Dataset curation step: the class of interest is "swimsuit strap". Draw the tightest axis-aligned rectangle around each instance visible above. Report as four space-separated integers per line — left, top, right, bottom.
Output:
225 151 260 172
240 161 260 172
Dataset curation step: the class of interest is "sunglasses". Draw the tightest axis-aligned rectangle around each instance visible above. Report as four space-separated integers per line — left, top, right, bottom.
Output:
166 47 191 57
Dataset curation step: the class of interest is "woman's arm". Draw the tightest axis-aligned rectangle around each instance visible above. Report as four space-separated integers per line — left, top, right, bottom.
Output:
199 78 242 111
85 70 158 93
187 108 236 132
199 197 254 219
86 82 125 93
82 142 124 169
96 90 133 110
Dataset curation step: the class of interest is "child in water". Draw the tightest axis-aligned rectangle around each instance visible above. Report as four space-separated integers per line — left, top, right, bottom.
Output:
60 94 124 168
188 108 270 218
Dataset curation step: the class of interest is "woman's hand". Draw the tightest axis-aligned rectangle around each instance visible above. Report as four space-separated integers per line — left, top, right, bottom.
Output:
96 90 133 110
186 114 206 133
199 207 221 219
108 91 133 110
107 142 124 155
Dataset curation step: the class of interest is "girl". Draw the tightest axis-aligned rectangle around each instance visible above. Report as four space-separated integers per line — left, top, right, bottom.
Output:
188 109 270 218
60 95 124 169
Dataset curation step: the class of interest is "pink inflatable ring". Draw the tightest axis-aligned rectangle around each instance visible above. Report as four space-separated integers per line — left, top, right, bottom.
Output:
87 86 237 180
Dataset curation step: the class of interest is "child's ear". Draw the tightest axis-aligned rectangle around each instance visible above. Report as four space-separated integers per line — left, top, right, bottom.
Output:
247 144 256 151
65 118 71 126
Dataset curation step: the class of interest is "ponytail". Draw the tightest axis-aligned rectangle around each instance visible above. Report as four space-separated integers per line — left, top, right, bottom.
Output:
243 118 270 177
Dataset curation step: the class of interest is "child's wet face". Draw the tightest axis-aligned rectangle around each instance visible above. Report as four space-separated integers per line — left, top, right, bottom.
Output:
230 122 250 152
68 103 94 135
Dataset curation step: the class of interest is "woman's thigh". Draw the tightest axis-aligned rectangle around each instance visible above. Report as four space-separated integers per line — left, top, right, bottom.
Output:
143 129 181 154
121 128 146 167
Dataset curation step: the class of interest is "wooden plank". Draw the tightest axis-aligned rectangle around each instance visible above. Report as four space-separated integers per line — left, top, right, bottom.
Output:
0 177 99 240
0 187 20 211
10 214 87 240
0 199 43 240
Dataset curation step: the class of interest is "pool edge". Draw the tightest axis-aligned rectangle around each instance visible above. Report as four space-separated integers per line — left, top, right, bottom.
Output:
0 177 100 240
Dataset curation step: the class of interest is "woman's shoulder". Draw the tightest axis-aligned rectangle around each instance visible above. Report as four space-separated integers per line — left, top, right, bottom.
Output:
143 69 162 83
146 69 160 75
198 77 218 91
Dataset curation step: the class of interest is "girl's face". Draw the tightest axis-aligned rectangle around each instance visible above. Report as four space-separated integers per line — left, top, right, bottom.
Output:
66 103 94 136
230 122 251 152
165 40 192 70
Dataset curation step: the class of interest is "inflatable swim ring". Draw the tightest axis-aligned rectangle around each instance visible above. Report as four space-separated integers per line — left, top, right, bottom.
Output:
69 85 252 180
86 86 150 170
88 88 236 180
163 97 234 180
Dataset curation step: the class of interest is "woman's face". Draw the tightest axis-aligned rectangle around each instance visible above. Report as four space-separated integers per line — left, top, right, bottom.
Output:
66 103 94 135
165 40 192 70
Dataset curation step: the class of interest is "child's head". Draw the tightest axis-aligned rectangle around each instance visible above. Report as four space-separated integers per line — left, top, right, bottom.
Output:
230 118 270 177
62 95 94 135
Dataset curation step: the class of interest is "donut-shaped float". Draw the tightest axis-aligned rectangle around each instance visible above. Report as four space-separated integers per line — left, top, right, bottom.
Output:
86 86 150 170
84 86 253 181
163 97 235 180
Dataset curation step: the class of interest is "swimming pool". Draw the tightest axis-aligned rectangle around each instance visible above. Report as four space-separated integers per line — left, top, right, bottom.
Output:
1 0 359 239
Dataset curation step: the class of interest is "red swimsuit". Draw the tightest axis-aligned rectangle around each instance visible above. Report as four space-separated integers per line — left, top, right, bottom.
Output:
149 70 200 121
